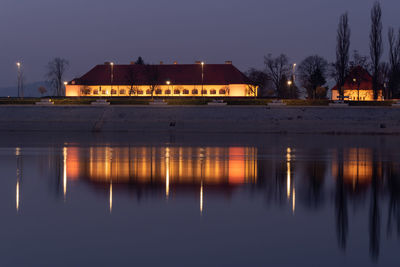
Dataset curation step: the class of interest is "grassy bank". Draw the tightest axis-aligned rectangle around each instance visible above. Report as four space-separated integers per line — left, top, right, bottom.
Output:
0 97 396 106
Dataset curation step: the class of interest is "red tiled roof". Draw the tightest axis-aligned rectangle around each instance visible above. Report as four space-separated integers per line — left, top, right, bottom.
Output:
71 64 249 85
332 66 374 91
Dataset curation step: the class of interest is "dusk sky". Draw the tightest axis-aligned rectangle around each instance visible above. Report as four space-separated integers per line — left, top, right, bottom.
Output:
1 0 399 87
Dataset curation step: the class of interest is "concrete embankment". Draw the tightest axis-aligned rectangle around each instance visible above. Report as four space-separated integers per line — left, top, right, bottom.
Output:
0 105 399 134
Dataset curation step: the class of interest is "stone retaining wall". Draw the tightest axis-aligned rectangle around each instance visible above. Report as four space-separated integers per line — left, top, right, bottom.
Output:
0 105 399 134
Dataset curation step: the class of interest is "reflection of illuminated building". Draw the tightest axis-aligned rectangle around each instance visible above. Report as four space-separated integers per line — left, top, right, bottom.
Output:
66 146 258 186
332 148 376 187
65 146 257 214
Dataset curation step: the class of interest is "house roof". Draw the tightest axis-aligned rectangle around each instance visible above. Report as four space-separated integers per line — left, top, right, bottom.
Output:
332 66 374 91
71 63 250 86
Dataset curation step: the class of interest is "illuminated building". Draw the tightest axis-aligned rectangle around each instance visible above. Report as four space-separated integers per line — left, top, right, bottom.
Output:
65 61 257 97
331 66 383 101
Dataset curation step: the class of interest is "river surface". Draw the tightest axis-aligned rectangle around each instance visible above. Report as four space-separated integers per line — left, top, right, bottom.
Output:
0 133 399 266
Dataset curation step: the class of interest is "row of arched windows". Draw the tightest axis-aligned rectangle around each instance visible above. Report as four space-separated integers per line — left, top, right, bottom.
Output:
83 88 228 95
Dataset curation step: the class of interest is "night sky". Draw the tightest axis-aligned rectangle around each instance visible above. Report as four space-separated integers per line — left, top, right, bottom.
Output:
1 0 399 87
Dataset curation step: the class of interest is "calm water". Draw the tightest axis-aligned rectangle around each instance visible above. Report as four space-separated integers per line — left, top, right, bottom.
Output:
1 133 400 266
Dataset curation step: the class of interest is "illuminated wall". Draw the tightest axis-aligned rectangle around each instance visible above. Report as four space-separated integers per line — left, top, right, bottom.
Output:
65 84 255 97
331 89 383 101
66 146 258 185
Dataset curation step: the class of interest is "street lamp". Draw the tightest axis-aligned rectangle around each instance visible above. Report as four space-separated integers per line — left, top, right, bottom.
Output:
292 63 296 82
166 80 171 95
63 81 68 96
110 62 114 96
201 62 205 98
16 62 22 98
287 80 292 86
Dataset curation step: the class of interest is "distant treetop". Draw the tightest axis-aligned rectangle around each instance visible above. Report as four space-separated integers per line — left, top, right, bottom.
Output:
135 57 145 65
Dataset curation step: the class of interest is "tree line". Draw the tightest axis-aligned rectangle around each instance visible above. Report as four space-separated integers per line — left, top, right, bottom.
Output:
248 1 400 100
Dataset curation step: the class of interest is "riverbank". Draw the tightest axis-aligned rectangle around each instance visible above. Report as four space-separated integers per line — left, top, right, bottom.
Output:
0 105 399 134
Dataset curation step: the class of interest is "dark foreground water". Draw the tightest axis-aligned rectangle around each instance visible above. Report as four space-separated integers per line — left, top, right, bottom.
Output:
1 133 400 267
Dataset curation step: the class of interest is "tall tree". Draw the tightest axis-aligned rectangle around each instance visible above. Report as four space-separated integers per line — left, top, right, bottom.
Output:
298 55 328 99
46 58 69 96
388 27 400 98
334 13 351 100
145 65 160 99
125 66 138 96
370 1 383 100
264 54 290 98
245 68 269 98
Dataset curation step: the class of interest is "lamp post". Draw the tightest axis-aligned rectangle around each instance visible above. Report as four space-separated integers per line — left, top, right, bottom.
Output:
16 62 22 98
110 62 114 96
201 62 205 99
166 80 170 96
292 63 296 81
63 81 68 96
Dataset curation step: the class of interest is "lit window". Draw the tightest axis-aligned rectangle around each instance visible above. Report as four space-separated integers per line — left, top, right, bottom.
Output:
210 89 216 95
219 89 226 94
201 89 207 94
174 89 180 94
183 89 189 94
120 89 126 95
156 89 162 94
146 89 151 94
111 89 117 95
192 89 198 95
93 90 99 95
137 90 143 95
165 90 171 95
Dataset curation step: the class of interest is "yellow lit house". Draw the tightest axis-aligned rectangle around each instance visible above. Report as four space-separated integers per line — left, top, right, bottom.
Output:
66 61 256 97
331 66 383 101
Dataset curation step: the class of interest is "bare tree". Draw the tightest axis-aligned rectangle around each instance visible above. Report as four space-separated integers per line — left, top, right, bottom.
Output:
370 1 383 100
46 58 69 96
334 13 351 100
125 66 138 96
388 27 400 98
264 54 290 98
145 65 160 99
245 68 269 98
298 55 328 99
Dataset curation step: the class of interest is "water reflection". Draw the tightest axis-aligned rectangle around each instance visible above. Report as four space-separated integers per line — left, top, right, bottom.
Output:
10 142 400 263
66 146 258 186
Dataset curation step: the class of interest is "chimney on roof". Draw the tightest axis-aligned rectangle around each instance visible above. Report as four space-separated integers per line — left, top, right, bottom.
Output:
173 61 178 65
130 61 135 65
195 61 201 64
225 61 232 65
160 61 164 65
104 61 111 65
